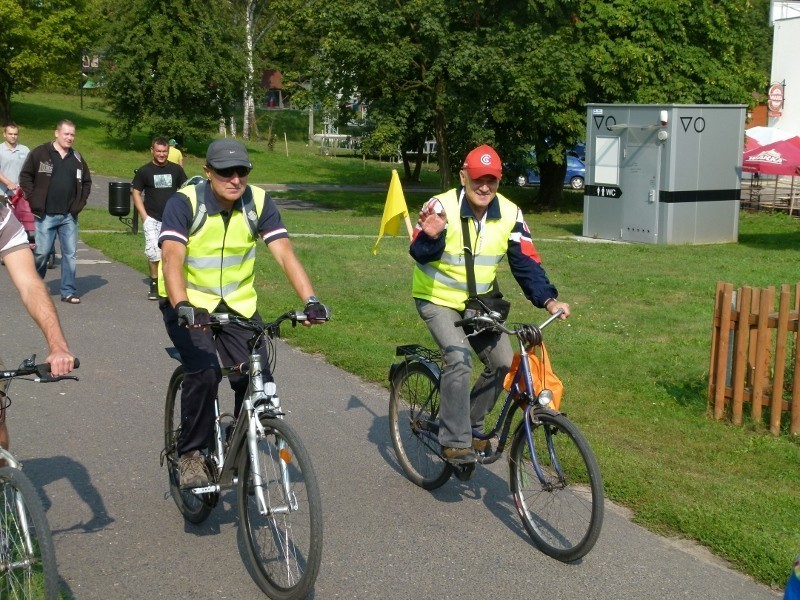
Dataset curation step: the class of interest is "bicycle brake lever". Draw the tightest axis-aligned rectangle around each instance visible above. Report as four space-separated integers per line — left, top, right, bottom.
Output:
36 375 80 383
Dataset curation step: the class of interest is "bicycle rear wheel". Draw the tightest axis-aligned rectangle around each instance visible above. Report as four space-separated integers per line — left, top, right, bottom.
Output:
389 362 452 490
509 410 604 562
163 366 214 524
237 415 322 600
0 466 59 599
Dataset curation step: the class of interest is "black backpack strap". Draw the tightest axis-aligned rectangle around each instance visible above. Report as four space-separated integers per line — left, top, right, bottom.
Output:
460 216 478 298
240 185 258 241
188 181 208 235
461 212 500 298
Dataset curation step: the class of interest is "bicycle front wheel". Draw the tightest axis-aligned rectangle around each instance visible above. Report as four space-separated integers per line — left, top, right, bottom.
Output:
237 415 322 600
389 362 452 489
164 366 214 524
509 410 604 562
0 466 59 599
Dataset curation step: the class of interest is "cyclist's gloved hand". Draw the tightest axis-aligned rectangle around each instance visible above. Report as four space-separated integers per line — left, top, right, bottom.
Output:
303 297 330 323
175 301 211 328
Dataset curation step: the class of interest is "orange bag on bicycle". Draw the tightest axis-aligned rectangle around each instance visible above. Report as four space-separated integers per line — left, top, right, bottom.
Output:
503 341 564 410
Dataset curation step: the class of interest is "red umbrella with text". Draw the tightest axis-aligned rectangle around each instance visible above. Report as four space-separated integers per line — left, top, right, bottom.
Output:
742 137 800 176
742 137 800 212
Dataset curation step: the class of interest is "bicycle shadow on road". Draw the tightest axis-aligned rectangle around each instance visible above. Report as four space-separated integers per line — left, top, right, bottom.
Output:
352 393 533 546
21 456 114 534
163 490 240 535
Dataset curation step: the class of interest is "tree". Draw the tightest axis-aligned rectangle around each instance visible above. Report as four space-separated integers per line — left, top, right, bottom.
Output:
0 0 99 123
101 0 245 141
522 0 766 205
304 0 582 190
299 0 769 204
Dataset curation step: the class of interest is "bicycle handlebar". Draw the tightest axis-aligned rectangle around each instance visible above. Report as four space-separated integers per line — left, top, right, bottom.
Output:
210 309 330 332
0 357 80 382
454 309 564 340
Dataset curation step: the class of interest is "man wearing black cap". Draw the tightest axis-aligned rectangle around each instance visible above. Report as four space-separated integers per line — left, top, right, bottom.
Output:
158 138 329 489
411 144 569 465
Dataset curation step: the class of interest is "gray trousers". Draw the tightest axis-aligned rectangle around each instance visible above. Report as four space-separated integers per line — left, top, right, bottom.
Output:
416 299 514 449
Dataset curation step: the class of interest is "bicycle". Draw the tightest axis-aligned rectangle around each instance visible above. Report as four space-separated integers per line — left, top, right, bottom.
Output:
161 309 325 600
0 355 80 599
388 309 604 562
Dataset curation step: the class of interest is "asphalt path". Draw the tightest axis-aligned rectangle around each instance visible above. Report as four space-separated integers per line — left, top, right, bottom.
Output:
0 199 782 598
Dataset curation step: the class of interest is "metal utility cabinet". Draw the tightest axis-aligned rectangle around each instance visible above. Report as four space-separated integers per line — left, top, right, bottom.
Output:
582 104 745 244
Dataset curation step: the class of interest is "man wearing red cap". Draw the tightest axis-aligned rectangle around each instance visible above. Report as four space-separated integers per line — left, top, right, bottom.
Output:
410 144 570 464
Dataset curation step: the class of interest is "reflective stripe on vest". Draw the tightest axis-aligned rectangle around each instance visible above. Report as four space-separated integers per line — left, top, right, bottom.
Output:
412 188 516 311
177 184 264 315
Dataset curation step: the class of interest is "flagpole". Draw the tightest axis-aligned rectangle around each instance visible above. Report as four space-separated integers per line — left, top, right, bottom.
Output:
404 214 413 241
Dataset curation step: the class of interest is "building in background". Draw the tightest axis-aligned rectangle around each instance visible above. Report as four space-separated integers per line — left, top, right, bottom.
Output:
769 1 800 132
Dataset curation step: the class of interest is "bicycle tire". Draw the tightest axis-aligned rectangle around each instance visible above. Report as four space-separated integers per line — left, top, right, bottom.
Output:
509 409 604 562
163 366 214 524
389 362 452 490
237 415 322 600
0 466 59 599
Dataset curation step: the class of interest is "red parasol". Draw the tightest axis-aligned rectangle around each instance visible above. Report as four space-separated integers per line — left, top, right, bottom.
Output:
742 137 800 175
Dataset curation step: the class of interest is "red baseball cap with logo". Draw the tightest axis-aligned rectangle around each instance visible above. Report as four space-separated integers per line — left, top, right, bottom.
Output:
462 144 502 180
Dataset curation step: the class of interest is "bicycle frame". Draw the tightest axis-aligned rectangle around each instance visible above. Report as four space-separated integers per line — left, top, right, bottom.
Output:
172 313 305 518
395 311 564 482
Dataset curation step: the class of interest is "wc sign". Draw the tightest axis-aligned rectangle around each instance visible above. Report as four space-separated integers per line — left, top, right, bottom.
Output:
768 83 784 117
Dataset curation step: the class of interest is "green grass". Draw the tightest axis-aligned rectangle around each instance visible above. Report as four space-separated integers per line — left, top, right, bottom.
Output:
11 91 443 187
16 92 800 589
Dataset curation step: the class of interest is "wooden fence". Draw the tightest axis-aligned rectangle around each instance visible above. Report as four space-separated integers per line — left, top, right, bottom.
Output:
708 282 800 436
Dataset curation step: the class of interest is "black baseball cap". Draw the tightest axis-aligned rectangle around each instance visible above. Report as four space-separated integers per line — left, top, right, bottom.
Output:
205 139 253 170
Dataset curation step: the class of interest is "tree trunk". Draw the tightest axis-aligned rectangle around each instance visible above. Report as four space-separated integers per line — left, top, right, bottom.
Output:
242 0 256 140
537 158 567 209
217 93 227 136
434 80 450 191
0 79 12 124
400 140 424 183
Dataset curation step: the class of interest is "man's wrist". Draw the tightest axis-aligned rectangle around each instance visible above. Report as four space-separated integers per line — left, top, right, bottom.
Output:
543 298 556 308
305 295 319 305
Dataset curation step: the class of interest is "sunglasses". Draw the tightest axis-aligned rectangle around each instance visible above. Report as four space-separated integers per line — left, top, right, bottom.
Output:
212 166 251 178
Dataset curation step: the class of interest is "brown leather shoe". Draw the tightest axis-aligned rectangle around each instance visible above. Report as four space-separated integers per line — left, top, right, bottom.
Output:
442 446 477 465
472 437 494 459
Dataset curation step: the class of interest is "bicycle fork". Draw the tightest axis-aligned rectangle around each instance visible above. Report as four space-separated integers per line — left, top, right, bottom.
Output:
242 351 298 517
0 449 36 561
521 408 565 490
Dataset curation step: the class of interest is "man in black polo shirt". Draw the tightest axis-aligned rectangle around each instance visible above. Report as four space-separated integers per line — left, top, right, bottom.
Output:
132 136 188 300
19 120 91 304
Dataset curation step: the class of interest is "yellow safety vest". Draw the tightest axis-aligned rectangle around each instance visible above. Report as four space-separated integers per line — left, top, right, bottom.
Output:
159 184 265 316
412 188 517 311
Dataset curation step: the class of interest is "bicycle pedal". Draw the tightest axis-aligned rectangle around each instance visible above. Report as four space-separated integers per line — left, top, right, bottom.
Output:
453 463 476 481
189 485 218 495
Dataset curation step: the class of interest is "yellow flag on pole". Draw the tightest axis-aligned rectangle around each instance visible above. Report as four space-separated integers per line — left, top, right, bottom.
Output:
373 169 413 255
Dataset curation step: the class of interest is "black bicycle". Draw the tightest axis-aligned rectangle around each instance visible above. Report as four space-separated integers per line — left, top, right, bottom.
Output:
0 355 79 599
388 310 604 561
162 310 324 600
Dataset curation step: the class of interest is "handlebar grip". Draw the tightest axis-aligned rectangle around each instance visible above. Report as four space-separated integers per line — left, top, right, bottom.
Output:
453 318 470 328
36 357 80 374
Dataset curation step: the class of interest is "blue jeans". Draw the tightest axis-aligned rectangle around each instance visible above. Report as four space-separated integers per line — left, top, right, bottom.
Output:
415 299 514 449
35 213 78 298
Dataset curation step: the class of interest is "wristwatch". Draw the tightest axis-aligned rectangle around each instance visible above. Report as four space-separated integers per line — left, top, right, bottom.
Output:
305 296 320 304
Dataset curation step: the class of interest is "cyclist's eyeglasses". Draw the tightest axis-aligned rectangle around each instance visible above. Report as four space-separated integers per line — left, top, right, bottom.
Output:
212 166 251 178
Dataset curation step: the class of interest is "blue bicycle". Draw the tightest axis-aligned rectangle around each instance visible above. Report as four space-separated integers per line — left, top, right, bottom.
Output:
388 310 604 561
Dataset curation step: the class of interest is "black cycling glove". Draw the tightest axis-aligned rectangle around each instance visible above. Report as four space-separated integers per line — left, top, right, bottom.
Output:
304 300 331 322
175 301 211 328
